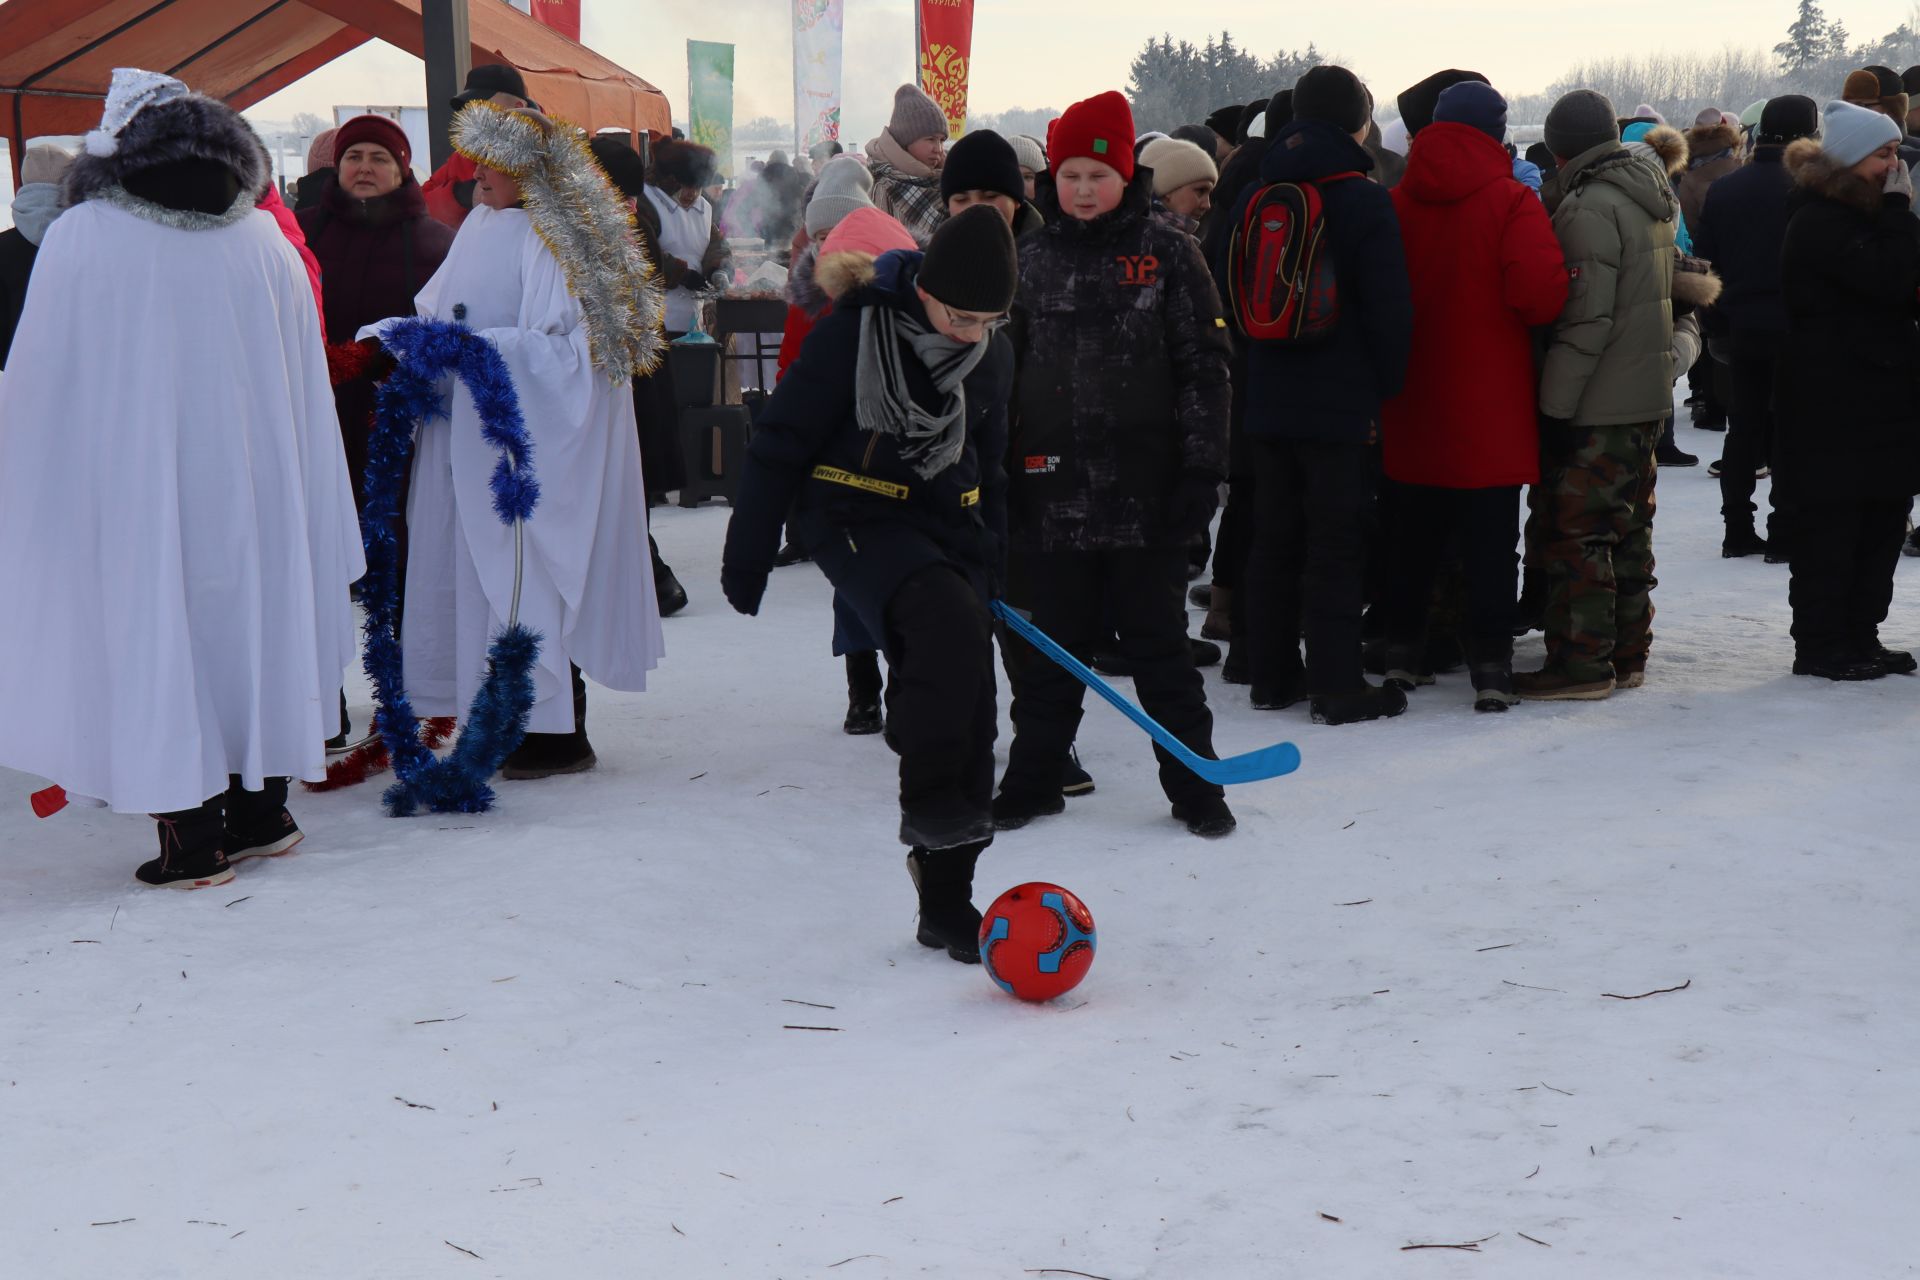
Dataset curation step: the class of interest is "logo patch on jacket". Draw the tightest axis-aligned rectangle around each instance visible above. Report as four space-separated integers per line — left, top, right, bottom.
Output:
1024 455 1061 474
1116 254 1159 287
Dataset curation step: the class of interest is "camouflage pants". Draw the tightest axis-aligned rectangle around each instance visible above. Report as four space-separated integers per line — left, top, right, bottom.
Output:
1532 422 1660 682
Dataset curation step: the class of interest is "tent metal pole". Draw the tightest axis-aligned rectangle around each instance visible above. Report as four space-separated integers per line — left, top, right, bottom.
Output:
422 0 471 171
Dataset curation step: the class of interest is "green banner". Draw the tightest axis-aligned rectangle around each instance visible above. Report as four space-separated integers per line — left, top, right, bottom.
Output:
687 40 735 180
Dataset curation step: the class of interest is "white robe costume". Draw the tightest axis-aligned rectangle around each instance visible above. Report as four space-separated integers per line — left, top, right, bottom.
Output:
0 199 364 813
381 204 661 733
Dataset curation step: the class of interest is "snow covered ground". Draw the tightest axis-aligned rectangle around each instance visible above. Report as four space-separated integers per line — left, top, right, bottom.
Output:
4 418 1917 1279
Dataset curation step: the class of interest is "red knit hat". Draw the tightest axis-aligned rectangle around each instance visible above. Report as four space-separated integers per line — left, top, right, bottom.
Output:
1047 91 1136 182
333 114 412 169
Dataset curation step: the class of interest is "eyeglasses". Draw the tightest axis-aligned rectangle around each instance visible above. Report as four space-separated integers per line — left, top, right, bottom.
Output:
929 297 1008 335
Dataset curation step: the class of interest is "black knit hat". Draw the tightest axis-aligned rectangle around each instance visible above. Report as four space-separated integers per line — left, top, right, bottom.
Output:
1758 94 1819 145
1905 66 1920 98
917 205 1018 314
1266 89 1294 135
940 129 1025 203
1293 66 1370 135
1205 105 1243 143
1396 69 1490 137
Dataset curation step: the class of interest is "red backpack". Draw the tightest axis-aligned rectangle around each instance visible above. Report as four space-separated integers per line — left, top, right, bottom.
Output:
1226 173 1363 343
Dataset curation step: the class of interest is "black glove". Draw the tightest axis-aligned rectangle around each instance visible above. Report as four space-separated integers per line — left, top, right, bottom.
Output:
721 565 768 617
1165 471 1223 543
1538 414 1581 456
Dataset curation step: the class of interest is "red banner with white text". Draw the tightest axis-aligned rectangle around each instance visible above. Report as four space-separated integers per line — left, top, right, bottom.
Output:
916 0 973 137
530 0 582 42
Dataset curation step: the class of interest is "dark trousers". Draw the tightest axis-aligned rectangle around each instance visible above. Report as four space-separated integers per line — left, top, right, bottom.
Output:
1786 498 1910 658
1212 470 1256 593
1382 481 1520 667
1246 437 1373 693
1686 351 1728 420
1721 356 1778 536
884 566 997 830
1002 547 1220 807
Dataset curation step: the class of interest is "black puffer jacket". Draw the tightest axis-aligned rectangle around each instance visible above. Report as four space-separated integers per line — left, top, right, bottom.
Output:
1009 170 1231 552
726 251 1013 605
1774 139 1920 503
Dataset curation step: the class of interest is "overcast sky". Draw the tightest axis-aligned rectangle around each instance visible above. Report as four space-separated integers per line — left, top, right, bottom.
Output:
251 0 1920 143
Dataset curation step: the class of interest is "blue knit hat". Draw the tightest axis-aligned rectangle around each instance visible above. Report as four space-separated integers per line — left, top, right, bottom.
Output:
1822 99 1901 167
1434 81 1509 141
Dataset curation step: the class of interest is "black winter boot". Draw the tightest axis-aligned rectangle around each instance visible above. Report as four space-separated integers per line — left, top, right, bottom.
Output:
223 777 302 862
1792 651 1883 681
906 843 985 962
1171 794 1236 837
1382 642 1435 692
1310 683 1408 725
991 787 1065 830
138 802 233 889
1060 746 1096 796
843 650 884 735
1721 526 1769 559
1470 661 1519 713
501 667 597 779
651 536 688 617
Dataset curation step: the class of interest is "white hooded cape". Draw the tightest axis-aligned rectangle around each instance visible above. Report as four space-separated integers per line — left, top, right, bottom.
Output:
0 198 364 813
382 205 660 733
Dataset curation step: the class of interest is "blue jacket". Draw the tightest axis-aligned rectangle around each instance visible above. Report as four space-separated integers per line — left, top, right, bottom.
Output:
1218 118 1414 442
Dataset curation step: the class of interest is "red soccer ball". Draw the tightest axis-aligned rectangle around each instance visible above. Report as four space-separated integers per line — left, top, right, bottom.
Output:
979 882 1097 1002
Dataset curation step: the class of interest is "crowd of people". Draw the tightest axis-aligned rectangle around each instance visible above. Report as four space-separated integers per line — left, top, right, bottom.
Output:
1 54 1916 966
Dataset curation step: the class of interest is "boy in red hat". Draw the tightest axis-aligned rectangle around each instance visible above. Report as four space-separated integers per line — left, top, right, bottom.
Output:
994 91 1236 838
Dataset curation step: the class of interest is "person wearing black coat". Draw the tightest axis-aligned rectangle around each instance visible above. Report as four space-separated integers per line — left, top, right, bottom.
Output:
1219 67 1414 724
722 209 1020 964
993 91 1233 839
1693 95 1816 559
1774 108 1920 681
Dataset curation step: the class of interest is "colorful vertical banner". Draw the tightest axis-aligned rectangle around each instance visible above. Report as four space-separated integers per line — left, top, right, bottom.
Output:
530 0 582 41
916 0 974 137
687 40 736 179
792 0 845 154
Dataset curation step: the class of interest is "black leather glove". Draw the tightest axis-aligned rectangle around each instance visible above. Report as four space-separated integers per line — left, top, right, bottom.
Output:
721 565 768 617
1538 414 1581 456
1165 471 1223 543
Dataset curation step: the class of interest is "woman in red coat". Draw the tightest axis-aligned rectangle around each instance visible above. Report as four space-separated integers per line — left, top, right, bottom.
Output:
1378 82 1568 711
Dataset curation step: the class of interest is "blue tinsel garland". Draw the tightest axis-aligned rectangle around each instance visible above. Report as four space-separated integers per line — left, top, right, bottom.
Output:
363 317 543 816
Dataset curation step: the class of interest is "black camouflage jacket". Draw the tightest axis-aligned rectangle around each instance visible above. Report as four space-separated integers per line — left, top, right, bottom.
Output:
1007 171 1232 552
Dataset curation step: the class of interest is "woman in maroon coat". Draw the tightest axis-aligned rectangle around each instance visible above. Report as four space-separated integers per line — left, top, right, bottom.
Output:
295 115 455 512
1377 83 1568 711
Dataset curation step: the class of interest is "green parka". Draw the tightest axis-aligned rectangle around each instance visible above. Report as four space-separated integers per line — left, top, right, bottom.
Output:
1539 138 1680 426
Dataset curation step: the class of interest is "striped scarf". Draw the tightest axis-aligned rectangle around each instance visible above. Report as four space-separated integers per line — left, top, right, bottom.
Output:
853 303 988 481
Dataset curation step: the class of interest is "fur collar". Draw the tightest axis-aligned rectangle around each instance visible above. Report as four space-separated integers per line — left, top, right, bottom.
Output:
93 181 256 232
1784 137 1886 216
64 94 267 210
786 241 832 317
816 250 880 301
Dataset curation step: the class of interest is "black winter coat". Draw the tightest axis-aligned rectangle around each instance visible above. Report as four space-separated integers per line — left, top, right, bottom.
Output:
0 227 37 371
1009 171 1231 552
725 251 1013 629
1775 140 1920 504
1693 145 1794 357
1223 119 1413 443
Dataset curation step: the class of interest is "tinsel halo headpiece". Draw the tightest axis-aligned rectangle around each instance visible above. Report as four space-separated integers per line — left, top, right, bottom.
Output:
453 104 665 383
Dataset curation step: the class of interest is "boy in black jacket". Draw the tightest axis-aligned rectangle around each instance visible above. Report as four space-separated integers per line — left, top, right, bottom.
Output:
994 91 1236 838
1220 65 1414 724
722 208 1019 963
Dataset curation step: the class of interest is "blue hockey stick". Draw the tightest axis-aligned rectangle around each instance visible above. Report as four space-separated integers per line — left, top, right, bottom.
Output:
992 600 1302 787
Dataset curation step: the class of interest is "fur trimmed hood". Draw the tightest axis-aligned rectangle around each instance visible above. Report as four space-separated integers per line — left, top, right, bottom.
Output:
815 249 882 301
1784 136 1887 215
1684 122 1742 167
786 241 832 317
63 94 268 209
1635 124 1690 178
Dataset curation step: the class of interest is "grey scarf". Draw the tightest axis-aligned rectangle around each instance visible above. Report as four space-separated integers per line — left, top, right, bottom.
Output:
853 303 989 480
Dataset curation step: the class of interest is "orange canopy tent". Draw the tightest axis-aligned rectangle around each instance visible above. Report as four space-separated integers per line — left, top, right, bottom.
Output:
0 0 672 182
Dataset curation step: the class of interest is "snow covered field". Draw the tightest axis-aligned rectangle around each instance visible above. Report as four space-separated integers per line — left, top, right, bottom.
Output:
4 418 1917 1279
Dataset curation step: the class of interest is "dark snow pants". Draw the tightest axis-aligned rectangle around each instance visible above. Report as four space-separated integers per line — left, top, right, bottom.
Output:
884 565 997 841
1000 547 1221 808
1245 437 1373 694
1786 498 1910 660
1381 481 1521 668
1721 356 1780 539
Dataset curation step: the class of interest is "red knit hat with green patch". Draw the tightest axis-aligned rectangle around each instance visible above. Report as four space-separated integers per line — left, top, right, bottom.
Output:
1046 91 1136 182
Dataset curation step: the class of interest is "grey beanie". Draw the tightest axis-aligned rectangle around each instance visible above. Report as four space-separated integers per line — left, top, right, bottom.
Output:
887 83 949 146
1009 133 1046 174
1544 89 1620 160
805 154 875 239
1821 98 1902 167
